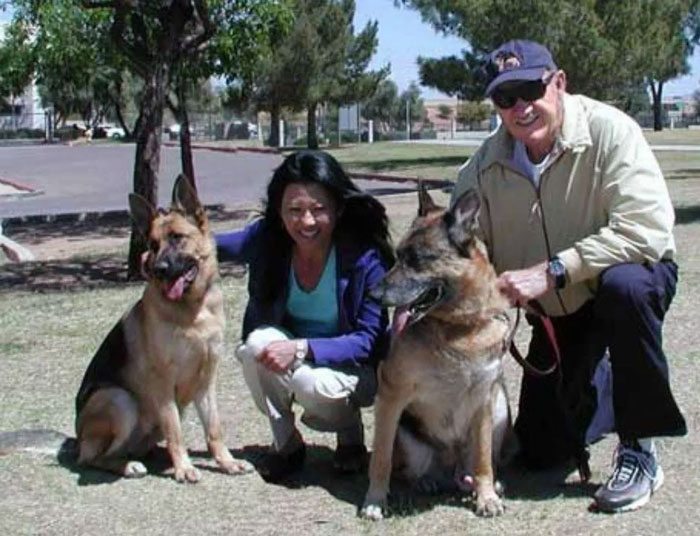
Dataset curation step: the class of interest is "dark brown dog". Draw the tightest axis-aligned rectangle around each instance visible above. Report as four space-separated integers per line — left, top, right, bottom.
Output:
75 175 246 482
361 185 514 519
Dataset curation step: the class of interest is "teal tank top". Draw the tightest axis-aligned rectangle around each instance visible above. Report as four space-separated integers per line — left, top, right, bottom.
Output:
286 246 339 337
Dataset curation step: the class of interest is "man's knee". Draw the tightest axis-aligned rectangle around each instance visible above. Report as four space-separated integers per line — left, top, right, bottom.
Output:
596 263 654 318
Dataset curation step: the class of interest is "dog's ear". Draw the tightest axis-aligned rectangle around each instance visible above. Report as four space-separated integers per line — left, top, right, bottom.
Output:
417 181 441 217
172 174 206 228
444 189 480 255
128 193 156 239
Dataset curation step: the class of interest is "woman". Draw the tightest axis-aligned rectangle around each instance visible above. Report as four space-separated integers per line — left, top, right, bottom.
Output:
216 150 394 482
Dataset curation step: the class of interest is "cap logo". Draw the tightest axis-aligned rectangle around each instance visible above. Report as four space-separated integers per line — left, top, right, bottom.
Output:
495 53 521 72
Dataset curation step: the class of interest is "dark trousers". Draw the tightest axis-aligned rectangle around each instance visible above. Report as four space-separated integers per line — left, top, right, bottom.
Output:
514 261 687 468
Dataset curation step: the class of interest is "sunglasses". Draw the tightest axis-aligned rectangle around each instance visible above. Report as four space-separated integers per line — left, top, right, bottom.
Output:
491 77 552 109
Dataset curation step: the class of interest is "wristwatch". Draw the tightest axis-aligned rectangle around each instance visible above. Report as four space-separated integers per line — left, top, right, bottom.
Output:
294 339 308 361
547 256 567 290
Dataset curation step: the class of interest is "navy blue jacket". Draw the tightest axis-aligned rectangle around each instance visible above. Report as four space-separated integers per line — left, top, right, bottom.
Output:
216 219 390 367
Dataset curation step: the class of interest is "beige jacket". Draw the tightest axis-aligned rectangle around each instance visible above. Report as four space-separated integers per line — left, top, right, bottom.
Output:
452 93 675 316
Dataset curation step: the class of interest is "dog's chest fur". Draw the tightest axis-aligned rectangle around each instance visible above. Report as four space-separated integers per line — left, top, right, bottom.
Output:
125 285 225 409
392 318 507 448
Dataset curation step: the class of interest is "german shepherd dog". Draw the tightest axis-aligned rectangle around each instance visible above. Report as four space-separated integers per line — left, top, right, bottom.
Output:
74 175 246 482
361 186 514 519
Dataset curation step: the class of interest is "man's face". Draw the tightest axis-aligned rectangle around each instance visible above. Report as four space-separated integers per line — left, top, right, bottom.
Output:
494 70 566 162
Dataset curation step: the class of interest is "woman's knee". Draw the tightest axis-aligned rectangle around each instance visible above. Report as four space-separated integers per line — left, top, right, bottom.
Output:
290 366 355 407
235 326 290 364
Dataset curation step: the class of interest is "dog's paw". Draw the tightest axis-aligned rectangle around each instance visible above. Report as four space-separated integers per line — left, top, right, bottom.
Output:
221 459 254 475
174 465 202 483
359 500 386 521
123 461 147 478
474 493 505 517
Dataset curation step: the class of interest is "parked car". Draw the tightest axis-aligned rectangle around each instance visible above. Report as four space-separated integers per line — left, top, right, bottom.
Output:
95 124 126 139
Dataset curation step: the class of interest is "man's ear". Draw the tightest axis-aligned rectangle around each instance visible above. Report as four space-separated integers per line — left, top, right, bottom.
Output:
417 180 442 217
554 69 567 92
444 189 480 255
128 193 155 239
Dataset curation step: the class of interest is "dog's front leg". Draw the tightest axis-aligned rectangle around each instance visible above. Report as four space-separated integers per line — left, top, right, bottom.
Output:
360 387 408 521
159 400 201 483
195 382 249 475
470 403 504 516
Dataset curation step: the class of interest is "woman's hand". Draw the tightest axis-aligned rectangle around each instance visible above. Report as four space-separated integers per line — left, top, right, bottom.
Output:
257 340 299 373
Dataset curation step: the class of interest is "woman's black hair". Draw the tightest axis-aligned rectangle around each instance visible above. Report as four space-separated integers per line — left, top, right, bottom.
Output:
256 149 394 304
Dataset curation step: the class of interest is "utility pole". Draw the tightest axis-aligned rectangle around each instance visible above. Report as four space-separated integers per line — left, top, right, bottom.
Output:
406 100 410 140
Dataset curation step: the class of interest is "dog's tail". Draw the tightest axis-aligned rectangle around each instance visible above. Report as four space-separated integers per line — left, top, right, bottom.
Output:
0 429 76 458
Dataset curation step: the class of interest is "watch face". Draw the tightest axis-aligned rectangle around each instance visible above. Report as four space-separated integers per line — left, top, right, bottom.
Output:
295 340 306 360
549 259 566 288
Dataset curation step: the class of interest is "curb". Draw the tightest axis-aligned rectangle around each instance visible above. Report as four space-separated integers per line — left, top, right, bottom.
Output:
2 203 232 228
163 141 280 155
0 176 40 193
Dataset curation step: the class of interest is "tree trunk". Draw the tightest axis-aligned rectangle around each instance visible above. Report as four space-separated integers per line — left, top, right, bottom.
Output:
113 99 131 139
179 106 196 190
268 104 281 147
307 101 318 149
650 80 664 132
127 64 168 280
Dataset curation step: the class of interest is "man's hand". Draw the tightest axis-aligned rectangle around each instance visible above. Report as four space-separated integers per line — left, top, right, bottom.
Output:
258 340 299 373
497 261 552 307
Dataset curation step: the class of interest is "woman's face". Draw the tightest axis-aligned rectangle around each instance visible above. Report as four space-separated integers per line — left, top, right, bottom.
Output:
279 182 338 251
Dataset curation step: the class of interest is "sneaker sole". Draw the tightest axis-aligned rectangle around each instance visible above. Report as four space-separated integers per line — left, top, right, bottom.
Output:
598 465 665 513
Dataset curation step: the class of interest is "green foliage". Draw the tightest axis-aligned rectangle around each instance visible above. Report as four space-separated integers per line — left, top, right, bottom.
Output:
417 51 490 100
0 19 35 104
437 103 452 120
361 79 399 131
455 100 490 128
399 81 425 128
361 79 426 133
234 0 387 146
8 0 131 127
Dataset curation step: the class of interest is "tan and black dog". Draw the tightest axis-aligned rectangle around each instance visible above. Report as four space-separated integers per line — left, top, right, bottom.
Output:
361 185 514 519
74 175 246 482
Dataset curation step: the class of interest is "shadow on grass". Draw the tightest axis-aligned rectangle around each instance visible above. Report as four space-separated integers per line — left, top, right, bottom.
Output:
4 206 254 246
675 205 700 225
0 256 246 294
666 169 700 180
55 441 261 486
350 155 468 172
499 461 598 501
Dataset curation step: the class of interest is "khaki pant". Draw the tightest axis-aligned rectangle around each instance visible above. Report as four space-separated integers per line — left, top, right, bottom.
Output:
236 326 376 452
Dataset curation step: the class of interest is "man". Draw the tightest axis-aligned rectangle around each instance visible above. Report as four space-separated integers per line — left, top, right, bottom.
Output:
452 39 686 513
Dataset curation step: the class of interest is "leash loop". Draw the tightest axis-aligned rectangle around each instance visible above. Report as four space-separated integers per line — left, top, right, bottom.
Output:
507 301 561 377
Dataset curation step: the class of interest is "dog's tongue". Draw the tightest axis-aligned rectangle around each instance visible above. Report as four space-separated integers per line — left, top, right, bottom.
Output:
164 276 186 301
392 306 411 337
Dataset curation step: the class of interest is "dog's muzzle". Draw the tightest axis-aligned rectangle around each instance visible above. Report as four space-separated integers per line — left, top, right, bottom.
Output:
152 251 199 301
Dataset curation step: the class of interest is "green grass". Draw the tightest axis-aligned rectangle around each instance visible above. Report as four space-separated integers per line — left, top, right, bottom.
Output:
324 142 476 181
643 128 700 145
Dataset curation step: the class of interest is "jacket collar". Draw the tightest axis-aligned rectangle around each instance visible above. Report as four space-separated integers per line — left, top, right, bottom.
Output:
480 93 593 171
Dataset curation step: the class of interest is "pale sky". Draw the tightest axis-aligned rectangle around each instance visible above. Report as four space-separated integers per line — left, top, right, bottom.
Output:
2 2 698 99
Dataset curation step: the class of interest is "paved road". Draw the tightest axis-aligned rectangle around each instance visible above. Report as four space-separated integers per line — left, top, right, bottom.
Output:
0 144 417 219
